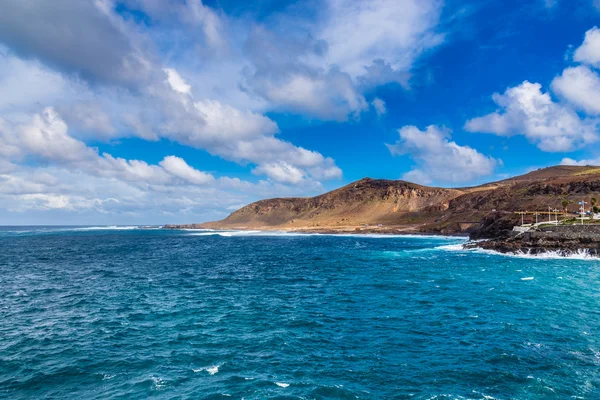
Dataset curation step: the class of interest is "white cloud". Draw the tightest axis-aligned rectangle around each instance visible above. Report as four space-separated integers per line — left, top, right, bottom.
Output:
160 156 215 185
246 68 368 121
1 108 214 188
20 194 71 210
465 81 598 152
253 162 306 184
561 157 600 166
0 109 332 223
387 125 498 184
574 27 600 67
372 98 387 117
0 0 450 222
0 5 341 184
164 68 192 94
320 0 444 79
552 65 600 115
241 27 368 121
240 0 444 121
17 107 96 162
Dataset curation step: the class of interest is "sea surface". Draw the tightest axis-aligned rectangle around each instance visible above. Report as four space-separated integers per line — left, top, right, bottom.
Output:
1 226 600 399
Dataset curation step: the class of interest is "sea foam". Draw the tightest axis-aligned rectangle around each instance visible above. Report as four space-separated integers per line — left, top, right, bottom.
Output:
194 366 219 375
436 242 599 261
187 229 467 240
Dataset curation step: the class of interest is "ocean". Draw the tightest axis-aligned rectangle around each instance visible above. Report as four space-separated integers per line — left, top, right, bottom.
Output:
1 226 599 399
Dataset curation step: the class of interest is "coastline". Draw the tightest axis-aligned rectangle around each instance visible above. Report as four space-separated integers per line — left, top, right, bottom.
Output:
466 224 600 258
164 223 470 237
166 223 600 259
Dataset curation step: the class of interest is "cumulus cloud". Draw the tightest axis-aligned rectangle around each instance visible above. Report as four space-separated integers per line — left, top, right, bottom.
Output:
573 26 600 68
551 65 600 115
154 69 342 181
387 125 498 184
0 108 333 222
1 108 213 187
159 156 215 185
464 81 598 152
15 108 96 163
0 2 341 184
253 162 306 184
561 157 600 166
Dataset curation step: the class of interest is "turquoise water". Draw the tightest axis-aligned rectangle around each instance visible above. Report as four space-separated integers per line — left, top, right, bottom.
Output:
1 227 600 399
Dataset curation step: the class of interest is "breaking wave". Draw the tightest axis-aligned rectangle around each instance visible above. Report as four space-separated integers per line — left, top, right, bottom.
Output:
186 229 468 240
436 242 599 261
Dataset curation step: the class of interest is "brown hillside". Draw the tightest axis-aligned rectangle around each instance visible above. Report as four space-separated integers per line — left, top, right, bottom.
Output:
174 166 600 237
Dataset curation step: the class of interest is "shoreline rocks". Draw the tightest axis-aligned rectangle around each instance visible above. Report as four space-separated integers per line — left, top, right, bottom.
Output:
470 225 600 257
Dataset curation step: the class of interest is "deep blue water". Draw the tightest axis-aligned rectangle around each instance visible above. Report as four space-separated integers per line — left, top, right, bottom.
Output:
1 226 600 399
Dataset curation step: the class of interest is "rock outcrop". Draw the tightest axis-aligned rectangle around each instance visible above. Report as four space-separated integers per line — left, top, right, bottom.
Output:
472 225 600 257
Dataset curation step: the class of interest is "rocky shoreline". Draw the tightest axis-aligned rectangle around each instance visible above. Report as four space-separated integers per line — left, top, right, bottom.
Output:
468 225 600 257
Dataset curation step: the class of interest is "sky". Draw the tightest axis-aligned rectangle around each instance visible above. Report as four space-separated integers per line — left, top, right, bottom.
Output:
1 0 600 225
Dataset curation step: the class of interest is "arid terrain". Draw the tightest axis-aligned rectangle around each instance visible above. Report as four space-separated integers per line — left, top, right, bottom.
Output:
168 165 600 238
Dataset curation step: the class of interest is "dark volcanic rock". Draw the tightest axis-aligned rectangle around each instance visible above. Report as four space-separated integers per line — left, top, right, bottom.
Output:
472 225 600 257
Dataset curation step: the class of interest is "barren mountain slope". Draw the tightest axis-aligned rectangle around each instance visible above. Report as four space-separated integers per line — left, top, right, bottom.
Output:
171 166 600 236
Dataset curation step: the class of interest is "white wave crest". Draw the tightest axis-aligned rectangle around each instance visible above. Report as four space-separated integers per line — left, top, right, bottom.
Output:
435 243 466 251
437 242 599 261
194 365 219 375
71 226 140 231
275 382 290 388
187 229 468 240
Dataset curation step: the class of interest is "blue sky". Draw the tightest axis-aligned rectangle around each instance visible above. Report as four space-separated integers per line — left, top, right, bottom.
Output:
1 0 600 224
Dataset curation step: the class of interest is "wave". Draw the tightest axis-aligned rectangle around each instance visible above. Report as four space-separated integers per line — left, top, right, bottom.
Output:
186 229 468 240
70 226 141 231
436 242 599 261
0 225 163 236
193 365 219 375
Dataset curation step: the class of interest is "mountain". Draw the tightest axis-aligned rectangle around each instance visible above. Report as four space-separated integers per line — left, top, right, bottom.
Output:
172 166 600 237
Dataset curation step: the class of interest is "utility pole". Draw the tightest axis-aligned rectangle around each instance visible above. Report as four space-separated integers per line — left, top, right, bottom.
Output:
520 212 524 226
553 209 560 224
580 200 588 225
